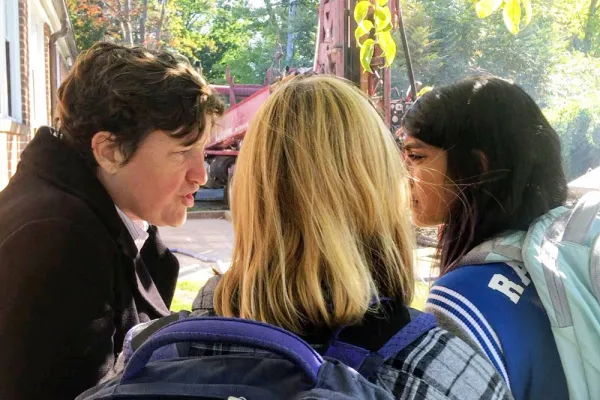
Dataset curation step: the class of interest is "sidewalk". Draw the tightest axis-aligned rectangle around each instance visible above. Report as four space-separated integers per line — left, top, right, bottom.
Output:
159 218 233 280
159 218 437 282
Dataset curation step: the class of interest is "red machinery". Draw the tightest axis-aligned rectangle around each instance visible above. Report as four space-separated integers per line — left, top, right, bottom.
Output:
204 0 416 201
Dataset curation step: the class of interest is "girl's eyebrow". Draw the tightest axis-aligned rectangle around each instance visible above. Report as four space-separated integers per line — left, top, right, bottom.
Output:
403 142 427 150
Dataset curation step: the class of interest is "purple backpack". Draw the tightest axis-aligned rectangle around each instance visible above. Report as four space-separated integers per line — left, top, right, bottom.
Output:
77 311 437 399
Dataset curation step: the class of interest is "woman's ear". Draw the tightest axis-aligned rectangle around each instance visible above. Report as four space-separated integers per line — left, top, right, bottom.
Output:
91 132 125 174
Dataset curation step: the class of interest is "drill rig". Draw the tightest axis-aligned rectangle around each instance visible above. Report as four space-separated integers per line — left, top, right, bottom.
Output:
203 0 417 203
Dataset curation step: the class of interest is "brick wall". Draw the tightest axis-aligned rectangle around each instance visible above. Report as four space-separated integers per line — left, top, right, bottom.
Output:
18 0 30 129
0 121 29 190
1 0 31 191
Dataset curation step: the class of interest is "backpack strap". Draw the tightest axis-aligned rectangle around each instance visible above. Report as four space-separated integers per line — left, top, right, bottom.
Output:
123 317 324 383
563 191 600 244
324 308 437 379
322 297 392 371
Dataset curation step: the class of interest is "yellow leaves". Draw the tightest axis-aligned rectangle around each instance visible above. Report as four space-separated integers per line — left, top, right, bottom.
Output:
475 0 503 18
354 0 397 73
522 0 532 27
503 0 521 34
474 0 533 35
377 31 396 67
355 20 374 46
374 6 392 31
416 86 434 97
360 39 376 73
354 1 372 24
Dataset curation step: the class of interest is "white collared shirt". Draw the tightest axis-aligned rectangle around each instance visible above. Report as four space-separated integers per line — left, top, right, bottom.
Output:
115 206 150 252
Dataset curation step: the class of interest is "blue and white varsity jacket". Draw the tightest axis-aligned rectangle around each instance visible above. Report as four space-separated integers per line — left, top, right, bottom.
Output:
425 234 569 400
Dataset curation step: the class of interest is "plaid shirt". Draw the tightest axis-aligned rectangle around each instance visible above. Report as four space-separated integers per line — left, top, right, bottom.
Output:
184 317 512 399
119 279 513 400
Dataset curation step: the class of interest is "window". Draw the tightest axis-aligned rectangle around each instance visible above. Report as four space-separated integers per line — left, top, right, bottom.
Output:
5 39 11 116
1 0 20 121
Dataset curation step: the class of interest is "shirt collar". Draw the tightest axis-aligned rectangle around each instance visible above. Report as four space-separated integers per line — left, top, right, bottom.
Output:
115 206 150 252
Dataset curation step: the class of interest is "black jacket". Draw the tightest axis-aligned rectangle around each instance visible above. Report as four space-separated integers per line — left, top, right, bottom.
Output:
0 127 179 399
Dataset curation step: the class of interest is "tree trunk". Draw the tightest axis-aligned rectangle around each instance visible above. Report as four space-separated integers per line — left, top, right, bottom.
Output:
113 0 128 44
156 0 168 46
139 0 148 45
281 0 290 51
285 0 296 64
582 0 598 53
123 0 134 46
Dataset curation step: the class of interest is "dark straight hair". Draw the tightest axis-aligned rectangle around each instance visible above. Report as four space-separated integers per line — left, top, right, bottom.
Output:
403 76 567 275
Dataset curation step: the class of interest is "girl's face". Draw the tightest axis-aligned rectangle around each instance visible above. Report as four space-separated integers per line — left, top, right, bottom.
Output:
403 134 456 227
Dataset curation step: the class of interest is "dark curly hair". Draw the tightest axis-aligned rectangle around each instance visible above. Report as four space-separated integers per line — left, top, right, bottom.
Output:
56 42 225 166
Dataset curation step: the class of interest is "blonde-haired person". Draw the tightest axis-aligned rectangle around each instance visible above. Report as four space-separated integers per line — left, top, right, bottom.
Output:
187 76 512 399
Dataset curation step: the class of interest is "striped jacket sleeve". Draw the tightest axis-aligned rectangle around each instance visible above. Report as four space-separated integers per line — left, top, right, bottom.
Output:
425 285 511 389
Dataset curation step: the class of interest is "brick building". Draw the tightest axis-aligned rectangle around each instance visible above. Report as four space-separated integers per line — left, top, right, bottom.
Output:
0 0 77 190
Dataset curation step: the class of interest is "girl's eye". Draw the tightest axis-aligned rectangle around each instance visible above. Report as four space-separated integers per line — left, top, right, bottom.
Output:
407 153 425 161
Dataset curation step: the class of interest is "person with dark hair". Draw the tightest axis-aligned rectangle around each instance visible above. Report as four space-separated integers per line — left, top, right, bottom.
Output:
92 74 512 400
402 76 569 400
0 42 224 399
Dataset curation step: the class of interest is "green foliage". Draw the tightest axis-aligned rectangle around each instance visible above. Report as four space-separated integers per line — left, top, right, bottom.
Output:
67 0 600 177
544 52 600 179
354 0 397 73
68 0 318 84
66 0 108 49
390 0 599 176
196 0 318 84
392 0 557 100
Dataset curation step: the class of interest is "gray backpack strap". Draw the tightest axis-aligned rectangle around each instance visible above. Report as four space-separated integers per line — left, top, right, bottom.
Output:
563 192 600 244
592 236 600 303
191 275 222 316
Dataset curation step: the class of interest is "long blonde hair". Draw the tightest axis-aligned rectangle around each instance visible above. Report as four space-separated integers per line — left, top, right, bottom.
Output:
214 75 415 334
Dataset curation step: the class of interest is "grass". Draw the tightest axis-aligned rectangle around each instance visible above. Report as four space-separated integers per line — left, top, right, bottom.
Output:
411 281 430 311
171 277 431 312
170 278 210 312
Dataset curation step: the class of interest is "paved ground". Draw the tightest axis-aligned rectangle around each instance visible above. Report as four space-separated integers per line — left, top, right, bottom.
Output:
159 217 233 283
159 217 438 283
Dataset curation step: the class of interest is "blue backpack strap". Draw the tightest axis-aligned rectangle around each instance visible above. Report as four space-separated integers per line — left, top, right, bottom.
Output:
324 339 372 371
358 311 437 378
123 317 324 383
325 308 437 379
323 297 392 370
376 311 437 360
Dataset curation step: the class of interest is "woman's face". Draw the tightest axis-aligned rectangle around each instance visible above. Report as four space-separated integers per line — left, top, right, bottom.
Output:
403 134 456 227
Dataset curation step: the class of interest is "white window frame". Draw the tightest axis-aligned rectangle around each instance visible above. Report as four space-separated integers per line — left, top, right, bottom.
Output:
0 0 8 118
29 3 48 128
1 0 22 122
